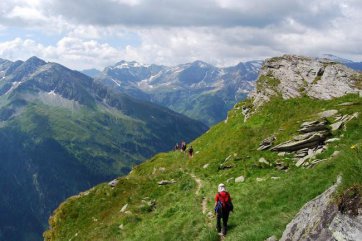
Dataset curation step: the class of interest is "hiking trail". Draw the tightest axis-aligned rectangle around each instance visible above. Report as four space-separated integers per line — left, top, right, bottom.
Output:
189 173 212 220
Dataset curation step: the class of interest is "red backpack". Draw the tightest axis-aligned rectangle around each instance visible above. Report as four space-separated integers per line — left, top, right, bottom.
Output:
217 192 233 211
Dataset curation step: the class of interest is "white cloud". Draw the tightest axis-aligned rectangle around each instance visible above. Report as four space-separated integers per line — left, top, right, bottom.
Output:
0 0 361 70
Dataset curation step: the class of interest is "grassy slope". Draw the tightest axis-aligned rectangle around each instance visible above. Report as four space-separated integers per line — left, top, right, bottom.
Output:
44 94 362 241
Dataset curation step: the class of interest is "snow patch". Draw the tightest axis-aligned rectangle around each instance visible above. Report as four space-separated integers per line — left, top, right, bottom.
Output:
111 78 121 87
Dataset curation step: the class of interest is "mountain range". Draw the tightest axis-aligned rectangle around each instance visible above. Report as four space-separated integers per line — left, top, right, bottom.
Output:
46 54 362 241
91 60 262 126
0 56 207 241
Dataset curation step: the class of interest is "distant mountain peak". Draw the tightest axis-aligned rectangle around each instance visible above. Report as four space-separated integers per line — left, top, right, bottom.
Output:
319 54 353 64
113 60 149 69
25 56 47 65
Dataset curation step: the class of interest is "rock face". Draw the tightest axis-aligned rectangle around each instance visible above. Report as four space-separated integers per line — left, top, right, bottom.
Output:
251 55 361 108
280 177 362 241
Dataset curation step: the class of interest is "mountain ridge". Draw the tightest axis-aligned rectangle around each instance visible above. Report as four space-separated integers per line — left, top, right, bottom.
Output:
0 56 208 241
43 54 362 241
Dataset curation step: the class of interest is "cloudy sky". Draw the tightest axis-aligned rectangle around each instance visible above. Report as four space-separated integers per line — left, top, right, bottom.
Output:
0 0 361 70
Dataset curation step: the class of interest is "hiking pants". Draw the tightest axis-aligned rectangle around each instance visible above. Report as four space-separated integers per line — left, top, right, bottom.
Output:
216 210 230 235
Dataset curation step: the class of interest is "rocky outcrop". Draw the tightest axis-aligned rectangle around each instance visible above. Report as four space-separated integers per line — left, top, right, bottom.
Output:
280 177 362 241
250 55 361 108
271 130 330 152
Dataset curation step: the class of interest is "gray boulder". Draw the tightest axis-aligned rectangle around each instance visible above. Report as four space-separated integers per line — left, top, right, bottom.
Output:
299 119 329 133
258 135 276 151
271 130 330 152
280 176 362 241
158 179 176 185
318 110 338 118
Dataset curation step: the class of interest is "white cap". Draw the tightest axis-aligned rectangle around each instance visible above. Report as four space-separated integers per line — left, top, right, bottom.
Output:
218 183 226 192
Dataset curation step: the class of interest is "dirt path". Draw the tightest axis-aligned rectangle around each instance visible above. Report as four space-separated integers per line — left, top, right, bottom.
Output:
190 173 212 218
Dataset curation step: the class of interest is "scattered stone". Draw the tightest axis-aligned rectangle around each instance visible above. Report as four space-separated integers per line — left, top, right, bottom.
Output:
226 178 234 183
278 152 286 157
256 177 266 182
119 224 124 230
120 204 128 213
124 211 132 215
224 155 232 162
331 151 340 158
158 167 166 172
271 177 281 180
108 179 119 187
330 121 344 131
325 138 340 143
331 113 359 131
219 164 234 170
338 102 355 106
275 161 288 170
158 179 176 185
235 176 245 183
258 157 270 166
92 217 98 222
207 211 214 219
317 110 338 118
258 135 276 151
203 163 209 169
242 106 251 121
265 235 277 241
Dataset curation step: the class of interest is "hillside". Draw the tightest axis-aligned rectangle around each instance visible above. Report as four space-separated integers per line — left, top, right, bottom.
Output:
96 60 261 126
0 57 207 241
44 55 362 241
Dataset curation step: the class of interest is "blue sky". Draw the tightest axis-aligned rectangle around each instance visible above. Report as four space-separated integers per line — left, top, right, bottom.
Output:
0 0 361 70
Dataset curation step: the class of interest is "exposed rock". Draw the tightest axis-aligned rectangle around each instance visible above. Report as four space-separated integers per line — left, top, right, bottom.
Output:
329 213 362 241
226 178 234 183
331 151 340 158
338 102 356 106
250 55 359 108
203 163 209 169
219 164 234 170
271 130 330 152
158 179 176 185
299 119 329 133
258 135 276 151
275 161 288 171
256 177 266 182
331 113 359 131
278 152 286 157
120 204 128 213
124 211 132 215
258 157 271 166
318 110 338 118
235 176 245 183
271 177 281 180
280 176 342 241
119 224 124 230
241 105 251 121
108 179 119 187
325 138 340 143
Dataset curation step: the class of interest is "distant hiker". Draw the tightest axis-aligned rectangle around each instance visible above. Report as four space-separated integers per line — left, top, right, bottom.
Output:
174 143 179 151
188 145 193 158
181 141 187 152
214 183 233 236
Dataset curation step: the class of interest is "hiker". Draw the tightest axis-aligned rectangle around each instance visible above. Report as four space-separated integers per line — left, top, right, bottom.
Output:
214 183 233 236
174 143 179 151
188 145 193 158
181 141 187 152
